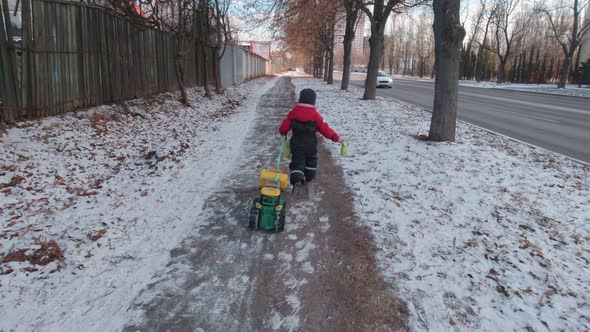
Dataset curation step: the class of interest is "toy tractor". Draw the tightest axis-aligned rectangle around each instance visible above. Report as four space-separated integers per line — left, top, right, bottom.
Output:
249 168 288 232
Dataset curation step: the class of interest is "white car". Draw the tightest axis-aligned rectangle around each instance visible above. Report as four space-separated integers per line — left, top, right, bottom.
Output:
377 71 393 88
364 70 394 88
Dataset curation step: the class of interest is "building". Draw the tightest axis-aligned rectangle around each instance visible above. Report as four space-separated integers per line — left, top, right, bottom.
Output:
334 14 365 59
237 41 272 61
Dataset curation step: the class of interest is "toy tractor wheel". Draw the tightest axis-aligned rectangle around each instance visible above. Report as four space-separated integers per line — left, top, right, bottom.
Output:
275 206 286 233
249 200 260 230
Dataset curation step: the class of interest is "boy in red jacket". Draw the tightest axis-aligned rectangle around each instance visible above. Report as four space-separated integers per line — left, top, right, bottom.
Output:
279 88 341 186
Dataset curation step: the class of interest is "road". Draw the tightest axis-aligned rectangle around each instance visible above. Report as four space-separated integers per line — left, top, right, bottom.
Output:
345 75 590 163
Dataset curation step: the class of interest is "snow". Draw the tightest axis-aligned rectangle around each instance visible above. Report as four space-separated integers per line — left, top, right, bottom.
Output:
293 78 590 331
0 77 276 331
458 81 590 98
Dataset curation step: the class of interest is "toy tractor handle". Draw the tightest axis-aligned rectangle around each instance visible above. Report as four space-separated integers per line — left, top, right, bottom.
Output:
277 136 287 169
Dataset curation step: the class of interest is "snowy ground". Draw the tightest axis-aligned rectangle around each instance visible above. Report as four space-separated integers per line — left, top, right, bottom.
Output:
293 78 590 331
0 77 276 331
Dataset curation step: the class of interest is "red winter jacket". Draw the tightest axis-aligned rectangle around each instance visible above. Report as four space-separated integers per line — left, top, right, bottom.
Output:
278 104 340 142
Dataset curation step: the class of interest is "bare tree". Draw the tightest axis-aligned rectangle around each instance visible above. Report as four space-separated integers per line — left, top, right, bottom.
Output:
462 2 485 79
212 0 233 94
197 0 213 98
359 0 425 100
429 0 466 141
491 0 524 83
415 9 434 78
538 0 590 88
341 0 363 90
474 0 499 82
315 1 339 84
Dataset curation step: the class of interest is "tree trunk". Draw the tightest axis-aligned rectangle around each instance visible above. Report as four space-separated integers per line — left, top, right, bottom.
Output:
558 56 571 88
363 26 385 100
431 61 436 79
497 60 507 84
340 35 354 90
340 12 358 90
199 2 212 98
475 44 485 82
213 51 222 94
429 0 466 142
327 47 334 84
318 50 324 79
324 49 331 82
175 50 189 105
214 1 223 94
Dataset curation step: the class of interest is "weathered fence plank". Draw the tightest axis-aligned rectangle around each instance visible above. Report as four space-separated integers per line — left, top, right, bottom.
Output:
1 0 19 122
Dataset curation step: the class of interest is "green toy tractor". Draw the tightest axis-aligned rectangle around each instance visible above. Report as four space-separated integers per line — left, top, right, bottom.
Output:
249 137 289 232
249 186 286 232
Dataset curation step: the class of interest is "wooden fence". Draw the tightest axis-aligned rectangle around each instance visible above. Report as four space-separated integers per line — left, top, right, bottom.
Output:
1 0 218 123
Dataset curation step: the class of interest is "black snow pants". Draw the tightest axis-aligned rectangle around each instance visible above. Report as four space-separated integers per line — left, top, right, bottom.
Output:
289 120 318 185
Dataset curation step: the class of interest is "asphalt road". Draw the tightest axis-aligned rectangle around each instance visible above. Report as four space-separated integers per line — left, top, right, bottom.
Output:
345 75 590 163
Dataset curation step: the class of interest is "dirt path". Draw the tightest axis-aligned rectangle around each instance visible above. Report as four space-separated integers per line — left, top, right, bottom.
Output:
124 77 408 331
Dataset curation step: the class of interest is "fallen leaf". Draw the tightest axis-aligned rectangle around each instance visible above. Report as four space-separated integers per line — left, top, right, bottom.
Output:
496 285 510 297
88 229 107 241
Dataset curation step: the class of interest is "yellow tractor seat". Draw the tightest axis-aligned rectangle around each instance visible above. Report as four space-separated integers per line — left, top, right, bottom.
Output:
261 187 281 197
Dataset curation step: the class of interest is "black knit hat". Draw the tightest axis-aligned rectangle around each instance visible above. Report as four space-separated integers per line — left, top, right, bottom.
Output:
298 88 317 105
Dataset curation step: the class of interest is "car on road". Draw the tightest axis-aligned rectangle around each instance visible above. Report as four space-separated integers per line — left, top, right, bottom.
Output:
364 70 394 88
377 70 393 88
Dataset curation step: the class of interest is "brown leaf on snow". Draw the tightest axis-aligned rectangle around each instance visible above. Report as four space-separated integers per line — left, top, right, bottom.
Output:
141 191 149 197
53 175 66 186
3 240 64 266
144 150 157 160
90 179 104 190
496 285 510 297
87 229 107 241
1 175 25 188
2 250 27 263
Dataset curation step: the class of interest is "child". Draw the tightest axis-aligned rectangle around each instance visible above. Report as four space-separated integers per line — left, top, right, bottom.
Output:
279 88 341 186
